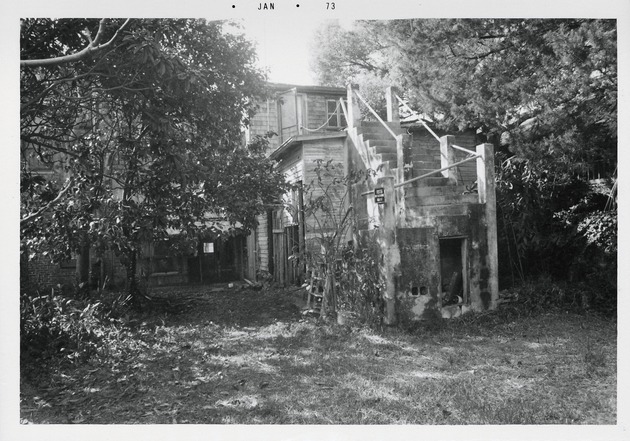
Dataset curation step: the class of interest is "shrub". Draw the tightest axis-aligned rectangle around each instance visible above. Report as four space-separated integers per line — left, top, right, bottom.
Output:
336 233 386 328
506 275 615 316
20 287 128 363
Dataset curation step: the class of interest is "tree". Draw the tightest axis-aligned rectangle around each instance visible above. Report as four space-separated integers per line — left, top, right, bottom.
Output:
311 19 617 293
21 19 286 300
312 19 616 175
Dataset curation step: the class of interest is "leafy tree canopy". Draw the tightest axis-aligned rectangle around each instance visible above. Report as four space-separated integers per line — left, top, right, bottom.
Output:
311 19 617 175
20 19 286 283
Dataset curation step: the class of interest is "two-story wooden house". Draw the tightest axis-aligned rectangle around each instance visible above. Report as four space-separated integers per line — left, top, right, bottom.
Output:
248 82 499 324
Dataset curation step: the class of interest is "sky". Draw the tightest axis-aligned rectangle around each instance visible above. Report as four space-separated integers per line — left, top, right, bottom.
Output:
235 18 337 86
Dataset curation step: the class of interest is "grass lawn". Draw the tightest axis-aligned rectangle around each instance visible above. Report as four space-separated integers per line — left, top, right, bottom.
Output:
20 285 617 425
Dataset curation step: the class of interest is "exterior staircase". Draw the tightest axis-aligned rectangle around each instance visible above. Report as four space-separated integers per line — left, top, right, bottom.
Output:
355 121 478 213
355 121 402 176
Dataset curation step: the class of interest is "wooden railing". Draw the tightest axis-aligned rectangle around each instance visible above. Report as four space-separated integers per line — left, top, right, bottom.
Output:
394 155 480 189
350 88 405 182
340 96 373 171
393 94 481 187
347 85 493 198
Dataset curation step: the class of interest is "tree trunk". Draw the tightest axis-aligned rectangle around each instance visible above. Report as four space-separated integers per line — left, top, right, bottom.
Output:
124 249 141 308
76 234 90 298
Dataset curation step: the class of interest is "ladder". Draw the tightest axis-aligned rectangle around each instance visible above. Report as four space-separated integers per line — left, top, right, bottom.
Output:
306 267 324 311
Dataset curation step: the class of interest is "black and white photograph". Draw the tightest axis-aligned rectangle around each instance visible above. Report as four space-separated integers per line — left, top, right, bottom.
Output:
2 0 628 439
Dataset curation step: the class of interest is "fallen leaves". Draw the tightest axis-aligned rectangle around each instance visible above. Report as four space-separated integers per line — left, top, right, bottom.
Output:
19 286 617 424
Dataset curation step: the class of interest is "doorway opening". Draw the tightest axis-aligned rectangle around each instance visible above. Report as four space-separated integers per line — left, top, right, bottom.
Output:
439 237 468 305
188 235 245 284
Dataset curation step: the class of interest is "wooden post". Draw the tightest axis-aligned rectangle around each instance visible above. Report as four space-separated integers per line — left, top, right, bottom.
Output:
385 86 400 123
377 176 400 325
347 84 361 129
476 143 499 309
440 135 457 184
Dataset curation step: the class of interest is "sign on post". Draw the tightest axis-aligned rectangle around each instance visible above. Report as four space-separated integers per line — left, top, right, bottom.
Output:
374 187 385 204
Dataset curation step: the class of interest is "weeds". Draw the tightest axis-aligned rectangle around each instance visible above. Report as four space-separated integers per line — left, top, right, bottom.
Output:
20 285 616 425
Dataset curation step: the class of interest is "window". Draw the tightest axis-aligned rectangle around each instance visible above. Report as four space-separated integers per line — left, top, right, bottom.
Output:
327 99 347 128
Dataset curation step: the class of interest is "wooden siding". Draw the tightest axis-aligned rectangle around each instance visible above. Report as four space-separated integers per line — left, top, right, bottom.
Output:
305 94 346 131
277 145 304 226
301 138 348 248
248 98 280 155
251 90 346 157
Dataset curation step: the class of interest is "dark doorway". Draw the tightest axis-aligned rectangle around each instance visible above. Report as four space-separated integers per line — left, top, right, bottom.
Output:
439 237 468 304
188 235 244 284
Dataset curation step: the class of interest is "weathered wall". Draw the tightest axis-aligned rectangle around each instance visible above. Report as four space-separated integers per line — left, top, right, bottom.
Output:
277 145 304 225
408 129 478 186
395 201 493 324
301 138 347 248
396 227 441 322
451 131 478 187
251 89 345 158
305 94 346 130
23 249 128 292
248 98 280 155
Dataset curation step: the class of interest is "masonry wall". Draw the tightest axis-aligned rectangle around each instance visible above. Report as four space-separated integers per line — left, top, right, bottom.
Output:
409 128 478 186
23 249 128 293
395 202 492 324
451 131 478 187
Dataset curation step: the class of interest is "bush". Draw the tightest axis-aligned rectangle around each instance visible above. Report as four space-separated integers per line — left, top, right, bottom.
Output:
336 233 386 328
20 287 130 363
506 276 615 317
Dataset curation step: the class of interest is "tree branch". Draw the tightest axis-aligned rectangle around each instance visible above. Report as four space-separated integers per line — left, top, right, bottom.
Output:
21 178 74 225
20 19 132 68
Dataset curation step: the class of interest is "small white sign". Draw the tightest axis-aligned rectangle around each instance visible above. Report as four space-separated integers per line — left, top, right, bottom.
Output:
203 242 214 253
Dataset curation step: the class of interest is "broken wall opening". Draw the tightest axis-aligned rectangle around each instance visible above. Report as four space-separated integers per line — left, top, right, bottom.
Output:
439 237 468 305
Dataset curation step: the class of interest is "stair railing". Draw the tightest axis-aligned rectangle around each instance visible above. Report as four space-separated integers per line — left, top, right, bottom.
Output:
340 97 373 171
395 95 440 142
394 155 480 189
353 89 405 180
395 94 479 185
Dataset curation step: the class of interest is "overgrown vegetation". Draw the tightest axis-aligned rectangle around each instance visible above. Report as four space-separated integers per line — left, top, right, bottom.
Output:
495 153 617 315
298 160 382 320
20 285 616 425
20 19 286 303
20 287 131 367
311 18 618 315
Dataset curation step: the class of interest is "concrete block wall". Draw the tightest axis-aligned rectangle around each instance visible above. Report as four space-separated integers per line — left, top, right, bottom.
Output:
408 129 478 186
